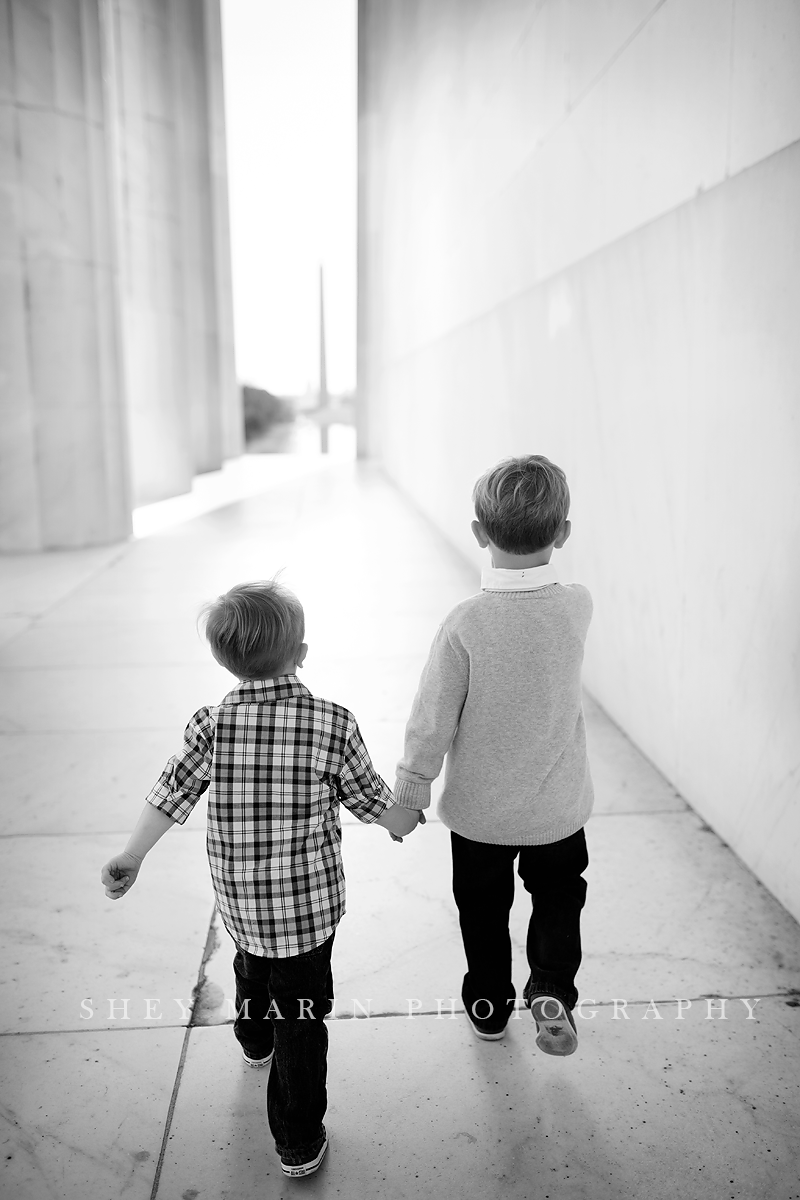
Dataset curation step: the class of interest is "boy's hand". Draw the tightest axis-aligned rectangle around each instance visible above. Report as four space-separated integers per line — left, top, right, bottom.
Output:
101 852 143 899
389 811 426 843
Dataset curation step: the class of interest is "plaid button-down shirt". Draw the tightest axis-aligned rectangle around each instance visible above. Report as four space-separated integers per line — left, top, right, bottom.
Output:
146 676 394 957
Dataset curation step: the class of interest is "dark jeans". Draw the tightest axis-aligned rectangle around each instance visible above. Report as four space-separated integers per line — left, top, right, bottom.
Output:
451 828 588 1025
233 934 334 1164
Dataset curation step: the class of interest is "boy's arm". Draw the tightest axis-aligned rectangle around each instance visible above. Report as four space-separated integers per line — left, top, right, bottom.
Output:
337 717 421 839
394 623 469 810
100 707 215 899
101 805 177 898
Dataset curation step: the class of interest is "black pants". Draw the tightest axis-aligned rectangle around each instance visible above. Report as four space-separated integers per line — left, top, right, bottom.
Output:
451 828 588 1024
233 934 334 1164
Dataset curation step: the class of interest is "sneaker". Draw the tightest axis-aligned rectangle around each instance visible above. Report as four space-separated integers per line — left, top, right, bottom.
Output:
528 995 578 1056
280 1135 329 1178
464 1007 507 1041
241 1047 274 1068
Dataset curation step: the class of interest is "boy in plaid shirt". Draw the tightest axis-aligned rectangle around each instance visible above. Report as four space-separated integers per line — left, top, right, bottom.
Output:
101 581 420 1178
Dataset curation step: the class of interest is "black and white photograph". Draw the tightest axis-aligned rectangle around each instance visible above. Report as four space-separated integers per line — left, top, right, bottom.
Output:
1 0 799 1196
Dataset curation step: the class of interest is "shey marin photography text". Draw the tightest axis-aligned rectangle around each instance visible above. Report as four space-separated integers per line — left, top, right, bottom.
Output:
78 996 768 1023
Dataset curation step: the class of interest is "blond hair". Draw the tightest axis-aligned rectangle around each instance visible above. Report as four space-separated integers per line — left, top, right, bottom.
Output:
201 581 304 680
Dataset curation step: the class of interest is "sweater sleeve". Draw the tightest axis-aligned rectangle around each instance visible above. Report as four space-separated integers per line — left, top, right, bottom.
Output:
394 623 469 809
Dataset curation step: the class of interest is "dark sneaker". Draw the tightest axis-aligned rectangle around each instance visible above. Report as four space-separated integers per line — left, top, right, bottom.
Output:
241 1047 274 1068
464 1007 507 1041
281 1135 329 1178
528 995 578 1056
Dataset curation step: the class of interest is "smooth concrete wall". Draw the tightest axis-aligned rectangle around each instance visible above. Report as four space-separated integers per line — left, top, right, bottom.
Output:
358 0 800 918
0 0 240 546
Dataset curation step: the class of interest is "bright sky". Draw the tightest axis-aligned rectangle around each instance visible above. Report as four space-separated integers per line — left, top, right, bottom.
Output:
220 0 356 396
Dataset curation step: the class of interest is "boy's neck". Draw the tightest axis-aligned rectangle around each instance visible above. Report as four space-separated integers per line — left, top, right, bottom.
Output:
489 546 554 570
240 663 298 684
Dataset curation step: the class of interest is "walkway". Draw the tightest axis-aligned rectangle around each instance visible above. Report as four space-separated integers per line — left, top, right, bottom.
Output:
1 456 798 1200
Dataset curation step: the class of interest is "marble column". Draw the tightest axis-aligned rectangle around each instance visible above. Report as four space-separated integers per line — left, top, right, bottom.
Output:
355 0 373 459
203 0 241 463
102 0 194 506
0 0 132 550
171 0 221 476
103 0 239 504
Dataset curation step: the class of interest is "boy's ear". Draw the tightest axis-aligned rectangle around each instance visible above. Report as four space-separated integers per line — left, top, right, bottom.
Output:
553 519 571 549
471 519 490 549
296 643 308 669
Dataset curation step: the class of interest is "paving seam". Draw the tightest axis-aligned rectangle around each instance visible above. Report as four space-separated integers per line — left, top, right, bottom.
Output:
148 1022 192 1200
148 902 218 1200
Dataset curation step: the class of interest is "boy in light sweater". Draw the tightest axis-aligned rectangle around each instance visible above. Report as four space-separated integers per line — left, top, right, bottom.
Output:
394 455 592 1054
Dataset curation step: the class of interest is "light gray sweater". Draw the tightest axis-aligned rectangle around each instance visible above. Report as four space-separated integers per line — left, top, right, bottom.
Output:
394 581 593 844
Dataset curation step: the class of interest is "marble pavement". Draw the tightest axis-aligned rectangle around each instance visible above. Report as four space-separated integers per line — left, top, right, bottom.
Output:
1 455 798 1200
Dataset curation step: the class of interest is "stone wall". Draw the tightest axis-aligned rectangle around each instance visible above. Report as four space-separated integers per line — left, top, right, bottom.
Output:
358 0 800 919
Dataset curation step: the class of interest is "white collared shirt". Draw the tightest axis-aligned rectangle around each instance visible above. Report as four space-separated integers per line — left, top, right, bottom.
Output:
480 563 560 592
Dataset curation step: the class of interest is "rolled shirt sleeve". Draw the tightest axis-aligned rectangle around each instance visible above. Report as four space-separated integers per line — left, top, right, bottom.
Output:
146 707 215 824
336 715 394 822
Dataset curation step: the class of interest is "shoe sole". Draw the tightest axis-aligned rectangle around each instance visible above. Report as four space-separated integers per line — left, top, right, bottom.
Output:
242 1049 274 1067
529 997 578 1057
281 1137 329 1178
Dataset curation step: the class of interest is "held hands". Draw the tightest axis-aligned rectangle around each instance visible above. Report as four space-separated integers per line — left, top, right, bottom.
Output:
100 851 144 899
389 811 426 843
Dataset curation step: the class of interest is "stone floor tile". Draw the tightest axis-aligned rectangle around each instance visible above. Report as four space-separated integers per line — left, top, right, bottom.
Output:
302 655 428 724
0 545 126 619
191 821 467 1025
0 661 233 732
300 607 446 658
34 587 224 625
584 694 686 814
0 729 184 834
340 809 800 1005
0 1027 184 1200
0 618 30 648
582 810 800 999
192 810 800 1025
131 452 327 538
0 831 212 1033
3 456 800 1200
0 619 213 669
154 999 800 1200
